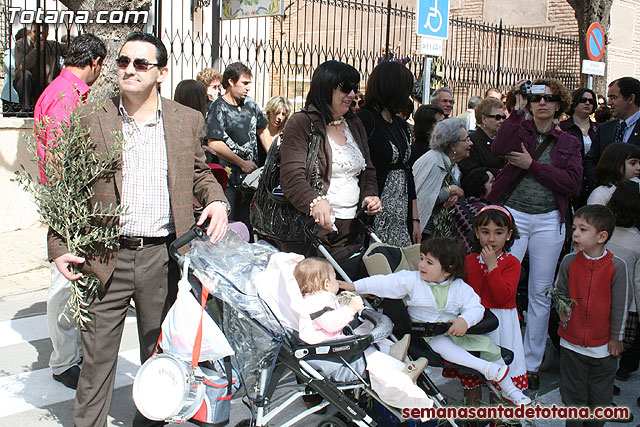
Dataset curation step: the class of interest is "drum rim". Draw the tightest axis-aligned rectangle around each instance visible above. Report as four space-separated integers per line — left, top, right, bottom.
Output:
133 353 205 421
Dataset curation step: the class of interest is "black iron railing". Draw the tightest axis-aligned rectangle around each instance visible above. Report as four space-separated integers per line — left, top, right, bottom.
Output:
1 0 580 117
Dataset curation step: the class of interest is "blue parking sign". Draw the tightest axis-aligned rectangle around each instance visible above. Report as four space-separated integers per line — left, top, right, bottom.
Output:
416 0 450 39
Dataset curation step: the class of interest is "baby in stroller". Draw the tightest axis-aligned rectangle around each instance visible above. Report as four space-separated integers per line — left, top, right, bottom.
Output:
341 236 532 406
293 257 434 416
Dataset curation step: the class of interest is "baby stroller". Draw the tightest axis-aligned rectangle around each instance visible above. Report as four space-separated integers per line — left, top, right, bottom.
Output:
168 225 429 427
308 223 518 426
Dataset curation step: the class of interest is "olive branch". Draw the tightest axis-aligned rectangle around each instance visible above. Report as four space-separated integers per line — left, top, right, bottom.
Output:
547 287 578 329
13 105 128 327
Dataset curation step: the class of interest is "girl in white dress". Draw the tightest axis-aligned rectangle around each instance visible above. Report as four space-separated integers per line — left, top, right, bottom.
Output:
463 205 529 405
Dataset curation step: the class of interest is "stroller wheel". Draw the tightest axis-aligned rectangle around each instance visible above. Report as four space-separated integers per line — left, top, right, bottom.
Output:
317 416 349 427
234 420 252 427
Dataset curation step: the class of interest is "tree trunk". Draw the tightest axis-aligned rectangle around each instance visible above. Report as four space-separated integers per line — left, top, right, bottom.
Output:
59 0 152 100
566 0 614 96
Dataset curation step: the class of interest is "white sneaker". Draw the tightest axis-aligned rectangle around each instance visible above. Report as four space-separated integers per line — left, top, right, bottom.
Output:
484 362 509 382
502 387 532 406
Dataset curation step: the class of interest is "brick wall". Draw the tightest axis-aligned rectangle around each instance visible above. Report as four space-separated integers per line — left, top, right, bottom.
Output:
608 0 640 79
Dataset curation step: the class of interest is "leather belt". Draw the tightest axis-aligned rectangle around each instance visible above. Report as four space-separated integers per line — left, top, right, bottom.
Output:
119 234 175 250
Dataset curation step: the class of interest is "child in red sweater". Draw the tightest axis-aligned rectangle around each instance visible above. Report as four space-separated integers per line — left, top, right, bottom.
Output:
463 205 529 406
553 204 630 427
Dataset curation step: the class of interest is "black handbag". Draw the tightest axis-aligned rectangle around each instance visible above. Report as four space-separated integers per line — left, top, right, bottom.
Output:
250 114 324 243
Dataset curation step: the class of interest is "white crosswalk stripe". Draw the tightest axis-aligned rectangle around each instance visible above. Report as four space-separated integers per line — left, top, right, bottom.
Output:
0 349 140 418
0 312 140 422
0 315 138 348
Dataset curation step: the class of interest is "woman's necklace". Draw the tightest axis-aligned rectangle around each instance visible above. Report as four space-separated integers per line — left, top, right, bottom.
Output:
328 117 345 126
574 117 591 136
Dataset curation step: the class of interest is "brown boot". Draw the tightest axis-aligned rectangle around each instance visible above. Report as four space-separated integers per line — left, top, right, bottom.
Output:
402 357 428 382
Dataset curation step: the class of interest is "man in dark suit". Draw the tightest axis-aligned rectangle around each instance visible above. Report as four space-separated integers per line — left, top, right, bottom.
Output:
47 32 229 427
585 76 640 185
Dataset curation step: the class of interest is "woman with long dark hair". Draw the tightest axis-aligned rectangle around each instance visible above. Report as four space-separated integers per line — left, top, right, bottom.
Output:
409 104 444 166
357 61 419 245
280 60 381 255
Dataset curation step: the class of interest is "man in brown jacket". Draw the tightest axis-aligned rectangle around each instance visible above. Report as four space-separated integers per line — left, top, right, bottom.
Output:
47 32 229 427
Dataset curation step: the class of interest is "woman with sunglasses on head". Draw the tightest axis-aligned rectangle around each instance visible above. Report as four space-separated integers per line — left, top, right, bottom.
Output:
356 61 419 246
487 78 582 391
559 88 599 208
458 96 506 179
280 60 381 256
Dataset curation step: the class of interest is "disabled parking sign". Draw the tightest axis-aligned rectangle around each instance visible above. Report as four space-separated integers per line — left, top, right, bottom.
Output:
416 0 450 39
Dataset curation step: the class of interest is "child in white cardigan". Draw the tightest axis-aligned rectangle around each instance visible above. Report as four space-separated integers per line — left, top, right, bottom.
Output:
340 236 531 405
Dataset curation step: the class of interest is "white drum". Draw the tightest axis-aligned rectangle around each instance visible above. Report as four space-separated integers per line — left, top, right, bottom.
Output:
133 353 205 422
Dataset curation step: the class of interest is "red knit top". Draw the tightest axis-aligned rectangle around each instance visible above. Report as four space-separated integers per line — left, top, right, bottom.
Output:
464 253 521 309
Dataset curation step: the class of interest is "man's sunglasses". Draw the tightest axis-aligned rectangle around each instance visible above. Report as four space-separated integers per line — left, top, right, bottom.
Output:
116 56 159 71
578 97 596 106
351 99 365 108
487 114 507 120
529 94 561 103
338 81 359 94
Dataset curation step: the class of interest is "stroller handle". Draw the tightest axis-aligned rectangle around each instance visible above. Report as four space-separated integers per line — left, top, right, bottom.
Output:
359 308 393 343
169 224 206 267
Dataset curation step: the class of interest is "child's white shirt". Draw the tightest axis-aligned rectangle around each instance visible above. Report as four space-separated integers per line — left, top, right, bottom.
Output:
354 271 485 327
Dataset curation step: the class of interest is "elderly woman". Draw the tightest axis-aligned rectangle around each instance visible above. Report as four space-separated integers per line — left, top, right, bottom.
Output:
487 78 582 390
559 88 599 208
280 60 381 256
413 118 472 238
458 97 506 178
357 61 419 246
196 67 223 110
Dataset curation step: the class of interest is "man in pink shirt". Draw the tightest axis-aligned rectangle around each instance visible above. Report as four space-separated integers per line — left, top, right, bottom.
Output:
34 33 105 389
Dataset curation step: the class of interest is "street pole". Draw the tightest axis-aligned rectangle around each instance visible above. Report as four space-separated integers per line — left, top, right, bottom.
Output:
587 75 593 90
422 56 432 105
385 0 392 59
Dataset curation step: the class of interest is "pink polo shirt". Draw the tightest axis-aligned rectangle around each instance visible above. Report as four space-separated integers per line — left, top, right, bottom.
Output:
33 68 90 183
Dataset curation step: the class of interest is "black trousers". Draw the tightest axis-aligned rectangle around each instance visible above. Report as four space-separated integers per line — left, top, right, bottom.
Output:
619 311 640 374
560 346 617 427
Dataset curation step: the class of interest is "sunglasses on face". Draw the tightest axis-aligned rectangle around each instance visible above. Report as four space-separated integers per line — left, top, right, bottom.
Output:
337 81 359 94
529 94 561 103
350 99 365 108
487 114 507 120
116 55 159 71
578 97 596 106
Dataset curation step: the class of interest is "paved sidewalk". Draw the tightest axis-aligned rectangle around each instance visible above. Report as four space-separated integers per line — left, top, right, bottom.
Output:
0 225 49 320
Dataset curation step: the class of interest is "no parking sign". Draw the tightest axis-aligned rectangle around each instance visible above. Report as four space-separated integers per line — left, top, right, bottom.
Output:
586 22 605 62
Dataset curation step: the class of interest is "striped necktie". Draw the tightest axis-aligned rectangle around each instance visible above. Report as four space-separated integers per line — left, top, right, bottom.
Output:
614 120 627 142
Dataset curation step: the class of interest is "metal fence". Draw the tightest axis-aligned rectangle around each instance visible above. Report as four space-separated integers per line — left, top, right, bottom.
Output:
1 0 581 117
1 1 78 116
197 0 581 113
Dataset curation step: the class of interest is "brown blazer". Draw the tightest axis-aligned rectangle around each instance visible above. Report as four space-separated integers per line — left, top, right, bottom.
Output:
47 96 227 288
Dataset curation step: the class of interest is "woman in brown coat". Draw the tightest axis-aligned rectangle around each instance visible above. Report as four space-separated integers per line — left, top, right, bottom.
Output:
280 60 381 256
